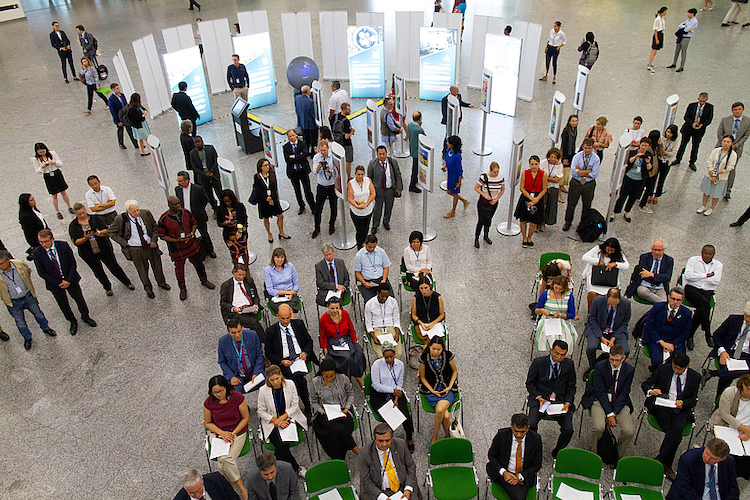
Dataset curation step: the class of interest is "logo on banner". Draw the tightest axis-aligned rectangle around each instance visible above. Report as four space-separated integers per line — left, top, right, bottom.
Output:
355 27 378 50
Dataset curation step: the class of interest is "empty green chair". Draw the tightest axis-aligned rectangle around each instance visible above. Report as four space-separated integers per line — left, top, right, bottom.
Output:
304 459 358 500
426 438 479 500
611 456 665 500
548 448 603 500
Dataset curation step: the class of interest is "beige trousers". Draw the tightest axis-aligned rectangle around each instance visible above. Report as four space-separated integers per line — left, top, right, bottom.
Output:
233 87 248 101
210 430 247 483
371 326 403 359
590 401 633 458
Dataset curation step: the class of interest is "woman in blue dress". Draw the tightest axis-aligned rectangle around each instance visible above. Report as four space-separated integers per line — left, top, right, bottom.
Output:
442 135 469 218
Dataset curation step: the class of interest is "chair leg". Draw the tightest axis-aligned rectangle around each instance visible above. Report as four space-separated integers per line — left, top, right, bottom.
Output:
416 389 420 433
633 409 646 445
578 406 585 438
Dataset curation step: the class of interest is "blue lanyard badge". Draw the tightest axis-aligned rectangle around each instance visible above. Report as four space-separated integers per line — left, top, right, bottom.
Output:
389 365 399 386
232 337 245 375
380 302 387 325
366 251 378 274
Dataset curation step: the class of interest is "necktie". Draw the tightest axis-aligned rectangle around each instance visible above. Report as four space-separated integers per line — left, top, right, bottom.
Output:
237 340 248 378
515 440 523 474
708 465 718 500
606 307 615 333
381 162 387 189
329 262 335 281
734 119 740 139
734 325 750 359
610 370 619 406
284 326 297 358
47 249 63 278
674 374 683 414
133 217 148 247
650 258 660 274
238 282 253 305
384 451 400 492
269 481 278 500
552 363 560 381
668 308 675 322
695 105 702 124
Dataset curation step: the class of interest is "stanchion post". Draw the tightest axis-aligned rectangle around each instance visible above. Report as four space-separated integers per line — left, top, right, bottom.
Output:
602 133 632 240
661 94 680 134
473 69 493 156
497 130 524 236
418 134 437 241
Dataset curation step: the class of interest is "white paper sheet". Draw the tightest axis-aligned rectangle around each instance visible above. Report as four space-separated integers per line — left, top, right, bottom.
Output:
661 348 670 363
714 425 748 456
209 437 231 459
654 397 677 408
240 304 259 314
326 290 343 301
243 373 265 392
271 296 290 303
545 403 567 415
331 343 350 351
318 490 344 500
555 482 594 500
619 494 642 500
544 318 562 337
389 491 404 500
324 404 346 420
420 323 445 339
290 359 308 374
726 359 749 372
279 421 298 442
368 281 382 288
378 400 407 430
377 334 396 346
600 342 610 353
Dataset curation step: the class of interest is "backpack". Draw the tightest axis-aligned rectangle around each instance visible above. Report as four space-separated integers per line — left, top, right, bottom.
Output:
631 312 649 340
118 105 132 127
332 114 346 144
576 208 606 242
584 42 599 65
92 35 99 51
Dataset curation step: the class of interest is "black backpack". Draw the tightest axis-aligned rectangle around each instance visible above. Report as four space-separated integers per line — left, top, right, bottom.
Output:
118 105 132 127
577 209 606 242
631 311 649 340
596 428 619 465
332 114 346 144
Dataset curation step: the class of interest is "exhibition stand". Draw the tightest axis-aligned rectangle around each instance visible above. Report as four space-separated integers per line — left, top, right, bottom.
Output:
366 99 378 161
112 50 136 100
394 11 422 82
497 130 524 236
549 91 566 148
281 12 314 67
231 98 262 154
573 65 590 116
311 81 325 128
602 134 632 240
662 94 680 134
417 135 437 241
147 135 170 200
473 70 493 156
319 11 348 80
330 142 356 250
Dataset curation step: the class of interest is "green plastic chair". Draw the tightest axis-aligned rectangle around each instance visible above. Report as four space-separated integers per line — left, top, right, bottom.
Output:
611 456 665 500
427 438 479 500
549 448 603 500
577 370 596 438
304 459 358 500
416 388 462 432
633 406 694 446
628 266 655 306
259 422 313 460
363 372 412 437
263 283 310 327
485 478 537 500
205 428 254 471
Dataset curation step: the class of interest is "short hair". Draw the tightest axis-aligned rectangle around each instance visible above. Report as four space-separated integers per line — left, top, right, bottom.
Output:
383 97 393 107
232 53 239 59
633 116 643 123
607 288 621 299
183 469 203 488
226 317 241 330
736 374 750 390
581 137 595 148
376 145 387 153
610 345 625 357
233 263 249 274
110 82 119 90
321 243 335 253
180 120 193 134
301 85 310 94
377 282 391 293
72 202 85 212
672 352 690 368
552 339 569 351
318 358 337 374
52 21 59 26
256 451 277 471
703 244 716 252
318 139 329 149
341 102 350 111
640 137 652 146
124 199 139 211
364 234 378 245
207 375 233 401
265 365 284 387
270 247 288 266
529 155 541 165
546 147 562 160
732 102 744 110
76 24 84 30
688 8 698 15
87 175 99 183
409 231 423 244
743 301 750 316
413 111 422 121
176 170 190 180
374 423 393 437
331 80 341 90
510 413 528 428
504 25 512 35
670 285 685 298
178 81 188 91
554 21 561 27
698 92 708 99
705 437 730 459
38 228 53 240
0 250 11 261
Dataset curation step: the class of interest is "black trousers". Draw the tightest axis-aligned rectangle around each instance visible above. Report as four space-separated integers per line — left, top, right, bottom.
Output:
314 185 337 231
735 204 750 225
545 45 560 75
198 176 223 210
639 176 658 207
676 126 706 165
58 50 76 79
370 390 414 440
527 399 573 452
81 250 131 291
48 281 90 324
195 218 214 254
350 212 372 249
116 123 138 148
410 157 420 189
685 284 714 335
652 407 690 467
655 161 671 197
302 128 318 157
565 178 596 225
716 352 750 398
613 176 644 214
475 201 498 239
289 170 316 210
269 427 299 470
487 474 530 500
86 84 108 111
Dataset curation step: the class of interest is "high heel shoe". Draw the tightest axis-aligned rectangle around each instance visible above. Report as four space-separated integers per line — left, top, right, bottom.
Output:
278 234 291 240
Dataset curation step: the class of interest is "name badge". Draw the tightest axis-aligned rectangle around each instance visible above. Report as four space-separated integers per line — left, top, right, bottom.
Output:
267 189 272 197
15 287 23 294
180 232 186 238
415 260 422 269
550 392 557 401
49 171 55 177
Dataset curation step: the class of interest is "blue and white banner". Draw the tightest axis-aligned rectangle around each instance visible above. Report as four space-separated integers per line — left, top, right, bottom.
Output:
419 27 457 101
163 46 213 125
233 32 278 108
347 26 385 99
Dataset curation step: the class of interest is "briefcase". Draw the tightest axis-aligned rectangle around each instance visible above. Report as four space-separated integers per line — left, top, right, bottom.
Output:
591 265 618 287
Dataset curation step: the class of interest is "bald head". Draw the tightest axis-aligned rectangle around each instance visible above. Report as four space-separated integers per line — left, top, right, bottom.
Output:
277 304 294 327
301 85 311 95
651 240 665 259
167 196 181 213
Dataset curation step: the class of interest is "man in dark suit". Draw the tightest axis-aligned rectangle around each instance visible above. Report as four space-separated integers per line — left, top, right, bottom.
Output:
219 264 265 339
171 82 200 136
709 304 750 397
360 423 419 500
641 352 700 479
641 286 693 368
176 171 216 259
295 86 317 158
666 438 739 500
581 346 634 458
673 92 714 171
265 303 316 415
246 452 301 500
314 244 350 307
486 414 543 500
283 129 316 215
525 340 577 457
76 25 96 62
107 83 138 149
32 229 96 336
440 85 473 158
583 288 631 374
625 240 674 304
174 469 239 500
189 136 222 210
367 146 403 234
50 22 76 83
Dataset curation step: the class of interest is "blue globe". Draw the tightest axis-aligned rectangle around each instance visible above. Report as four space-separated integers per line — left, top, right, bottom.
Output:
286 56 320 91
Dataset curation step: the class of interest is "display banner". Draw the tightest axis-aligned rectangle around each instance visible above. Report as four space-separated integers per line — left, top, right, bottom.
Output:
232 32 277 108
162 46 213 125
329 141 346 200
347 26 385 98
483 34 522 116
366 99 378 151
147 135 169 197
662 94 679 134
480 70 492 113
394 74 406 116
573 65 590 112
446 95 459 137
419 27 458 101
418 135 435 192
258 115 278 167
311 80 325 127
548 91 566 144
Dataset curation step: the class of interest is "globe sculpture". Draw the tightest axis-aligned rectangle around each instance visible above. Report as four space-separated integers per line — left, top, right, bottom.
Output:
286 56 320 91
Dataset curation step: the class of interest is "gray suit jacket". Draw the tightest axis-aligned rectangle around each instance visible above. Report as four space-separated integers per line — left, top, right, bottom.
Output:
359 438 419 500
246 461 300 500
315 258 350 305
367 157 403 193
716 115 750 157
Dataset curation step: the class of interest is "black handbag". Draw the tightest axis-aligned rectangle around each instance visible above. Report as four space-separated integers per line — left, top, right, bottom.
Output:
596 428 619 465
248 187 258 206
591 265 618 287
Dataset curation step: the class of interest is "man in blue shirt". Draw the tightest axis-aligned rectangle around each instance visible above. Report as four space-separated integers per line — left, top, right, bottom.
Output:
667 9 698 72
353 234 391 303
227 55 249 101
563 138 601 231
295 86 318 158
107 83 138 149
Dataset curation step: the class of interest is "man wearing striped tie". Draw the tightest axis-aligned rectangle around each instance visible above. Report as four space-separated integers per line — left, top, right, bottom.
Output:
708 302 750 398
487 414 543 500
360 423 418 500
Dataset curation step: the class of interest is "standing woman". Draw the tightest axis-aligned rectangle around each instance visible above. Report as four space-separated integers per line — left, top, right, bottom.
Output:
78 57 108 114
473 161 505 248
127 93 152 156
639 130 663 211
560 115 579 198
442 135 469 218
611 137 653 222
540 148 563 230
698 135 737 216
18 194 48 260
310 358 360 460
648 7 668 72
347 165 375 249
515 156 548 247
540 21 566 84
585 116 612 162
418 337 458 444
254 158 289 243
31 143 73 219
577 32 598 69
216 189 249 266
655 124 679 200
319 296 365 389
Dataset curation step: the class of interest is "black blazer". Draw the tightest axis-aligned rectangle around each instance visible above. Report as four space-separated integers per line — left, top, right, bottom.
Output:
215 203 248 240
173 471 240 500
486 428 543 487
581 359 635 414
666 446 739 500
282 139 311 177
681 101 714 132
713 314 747 358
641 302 692 353
32 240 81 290
175 182 210 223
189 145 220 184
440 93 470 124
560 127 578 161
583 295 631 341
314 258 350 305
626 252 674 298
265 319 318 367
171 91 200 122
624 149 654 181
49 30 71 52
180 133 195 170
128 106 147 129
219 276 260 323
641 362 700 415
525 355 577 408
19 210 48 248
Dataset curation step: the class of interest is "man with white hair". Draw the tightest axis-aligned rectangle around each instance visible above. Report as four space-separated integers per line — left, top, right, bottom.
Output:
173 468 240 500
109 200 170 299
706 301 750 398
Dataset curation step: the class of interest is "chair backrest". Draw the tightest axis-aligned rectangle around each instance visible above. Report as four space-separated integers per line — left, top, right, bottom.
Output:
429 437 473 466
676 267 686 286
613 456 663 488
554 448 602 480
363 372 373 397
629 265 640 283
305 459 352 494
400 256 407 273
586 369 595 389
539 252 571 271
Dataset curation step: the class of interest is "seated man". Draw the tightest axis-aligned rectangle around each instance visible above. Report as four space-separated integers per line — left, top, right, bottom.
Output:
641 352 700 480
625 239 674 303
583 288 631 375
353 234 391 303
359 423 418 500
315 243 350 307
246 452 301 500
642 286 692 368
219 263 265 341
365 282 402 359
264 303 317 416
525 340 577 458
684 244 722 349
173 469 239 500
709 302 750 398
666 438 739 500
486 413 543 500
581 345 634 458
218 318 265 393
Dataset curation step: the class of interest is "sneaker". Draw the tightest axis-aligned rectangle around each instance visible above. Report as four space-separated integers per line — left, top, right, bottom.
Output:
696 206 706 213
298 466 307 479
647 66 655 73
704 208 713 216
639 206 653 214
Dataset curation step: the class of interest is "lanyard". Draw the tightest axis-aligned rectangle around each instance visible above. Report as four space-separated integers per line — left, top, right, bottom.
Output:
366 251 378 274
701 261 713 274
48 245 59 263
714 152 729 173
231 336 245 365
380 301 388 325
1 268 20 287
95 189 105 204
413 248 420 262
388 364 399 386
381 449 394 479
273 389 284 414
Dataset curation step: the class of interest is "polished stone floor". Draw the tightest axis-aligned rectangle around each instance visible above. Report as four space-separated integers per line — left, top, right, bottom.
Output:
1 0 749 498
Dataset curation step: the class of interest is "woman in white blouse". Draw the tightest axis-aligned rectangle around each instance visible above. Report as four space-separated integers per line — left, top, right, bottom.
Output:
709 374 750 479
403 230 432 289
540 21 566 84
648 7 668 72
31 143 73 219
582 237 629 308
540 147 563 230
347 165 376 249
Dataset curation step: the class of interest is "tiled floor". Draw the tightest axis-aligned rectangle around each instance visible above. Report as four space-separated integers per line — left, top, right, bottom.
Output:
1 0 749 498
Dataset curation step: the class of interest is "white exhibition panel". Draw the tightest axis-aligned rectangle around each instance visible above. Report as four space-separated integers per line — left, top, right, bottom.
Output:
162 24 195 54
132 34 171 118
513 21 542 102
484 34 522 117
281 12 314 67
199 18 234 94
319 11 349 80
112 50 136 99
431 12 462 85
355 12 384 27
468 15 503 89
395 11 423 82
237 10 269 35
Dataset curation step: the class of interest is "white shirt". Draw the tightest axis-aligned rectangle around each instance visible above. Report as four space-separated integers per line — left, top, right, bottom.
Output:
736 398 750 426
279 323 303 359
127 215 151 247
653 16 665 32
31 151 63 175
499 436 526 481
718 322 750 357
702 463 720 500
349 177 374 216
181 184 192 213
365 295 401 333
85 185 117 215
313 153 335 186
625 128 645 148
328 88 349 115
231 278 252 309
377 160 392 189
33 208 46 226
547 28 567 47
539 159 563 187
683 255 723 291
403 244 432 273
668 371 686 401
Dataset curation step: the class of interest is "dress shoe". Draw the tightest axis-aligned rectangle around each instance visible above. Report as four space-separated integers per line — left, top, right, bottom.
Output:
65 78 70 83
127 283 136 290
383 222 391 230
744 23 750 28
675 68 684 73
666 64 676 69
624 215 632 223
409 186 422 193
297 206 305 215
106 290 113 296
664 465 676 482
562 223 571 232
159 283 171 290
180 289 187 300
705 334 714 348
146 291 155 299
670 160 680 166
208 251 217 258
279 234 291 240
24 338 32 350
724 194 731 201
82 317 97 327
70 322 78 336
688 162 696 171
484 235 493 244
721 23 731 27
201 280 216 289
730 221 743 227
329 226 335 235
371 227 378 234
119 144 127 149
0 331 9 341
311 229 320 239
474 239 480 249
43 328 56 337
687 336 694 351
